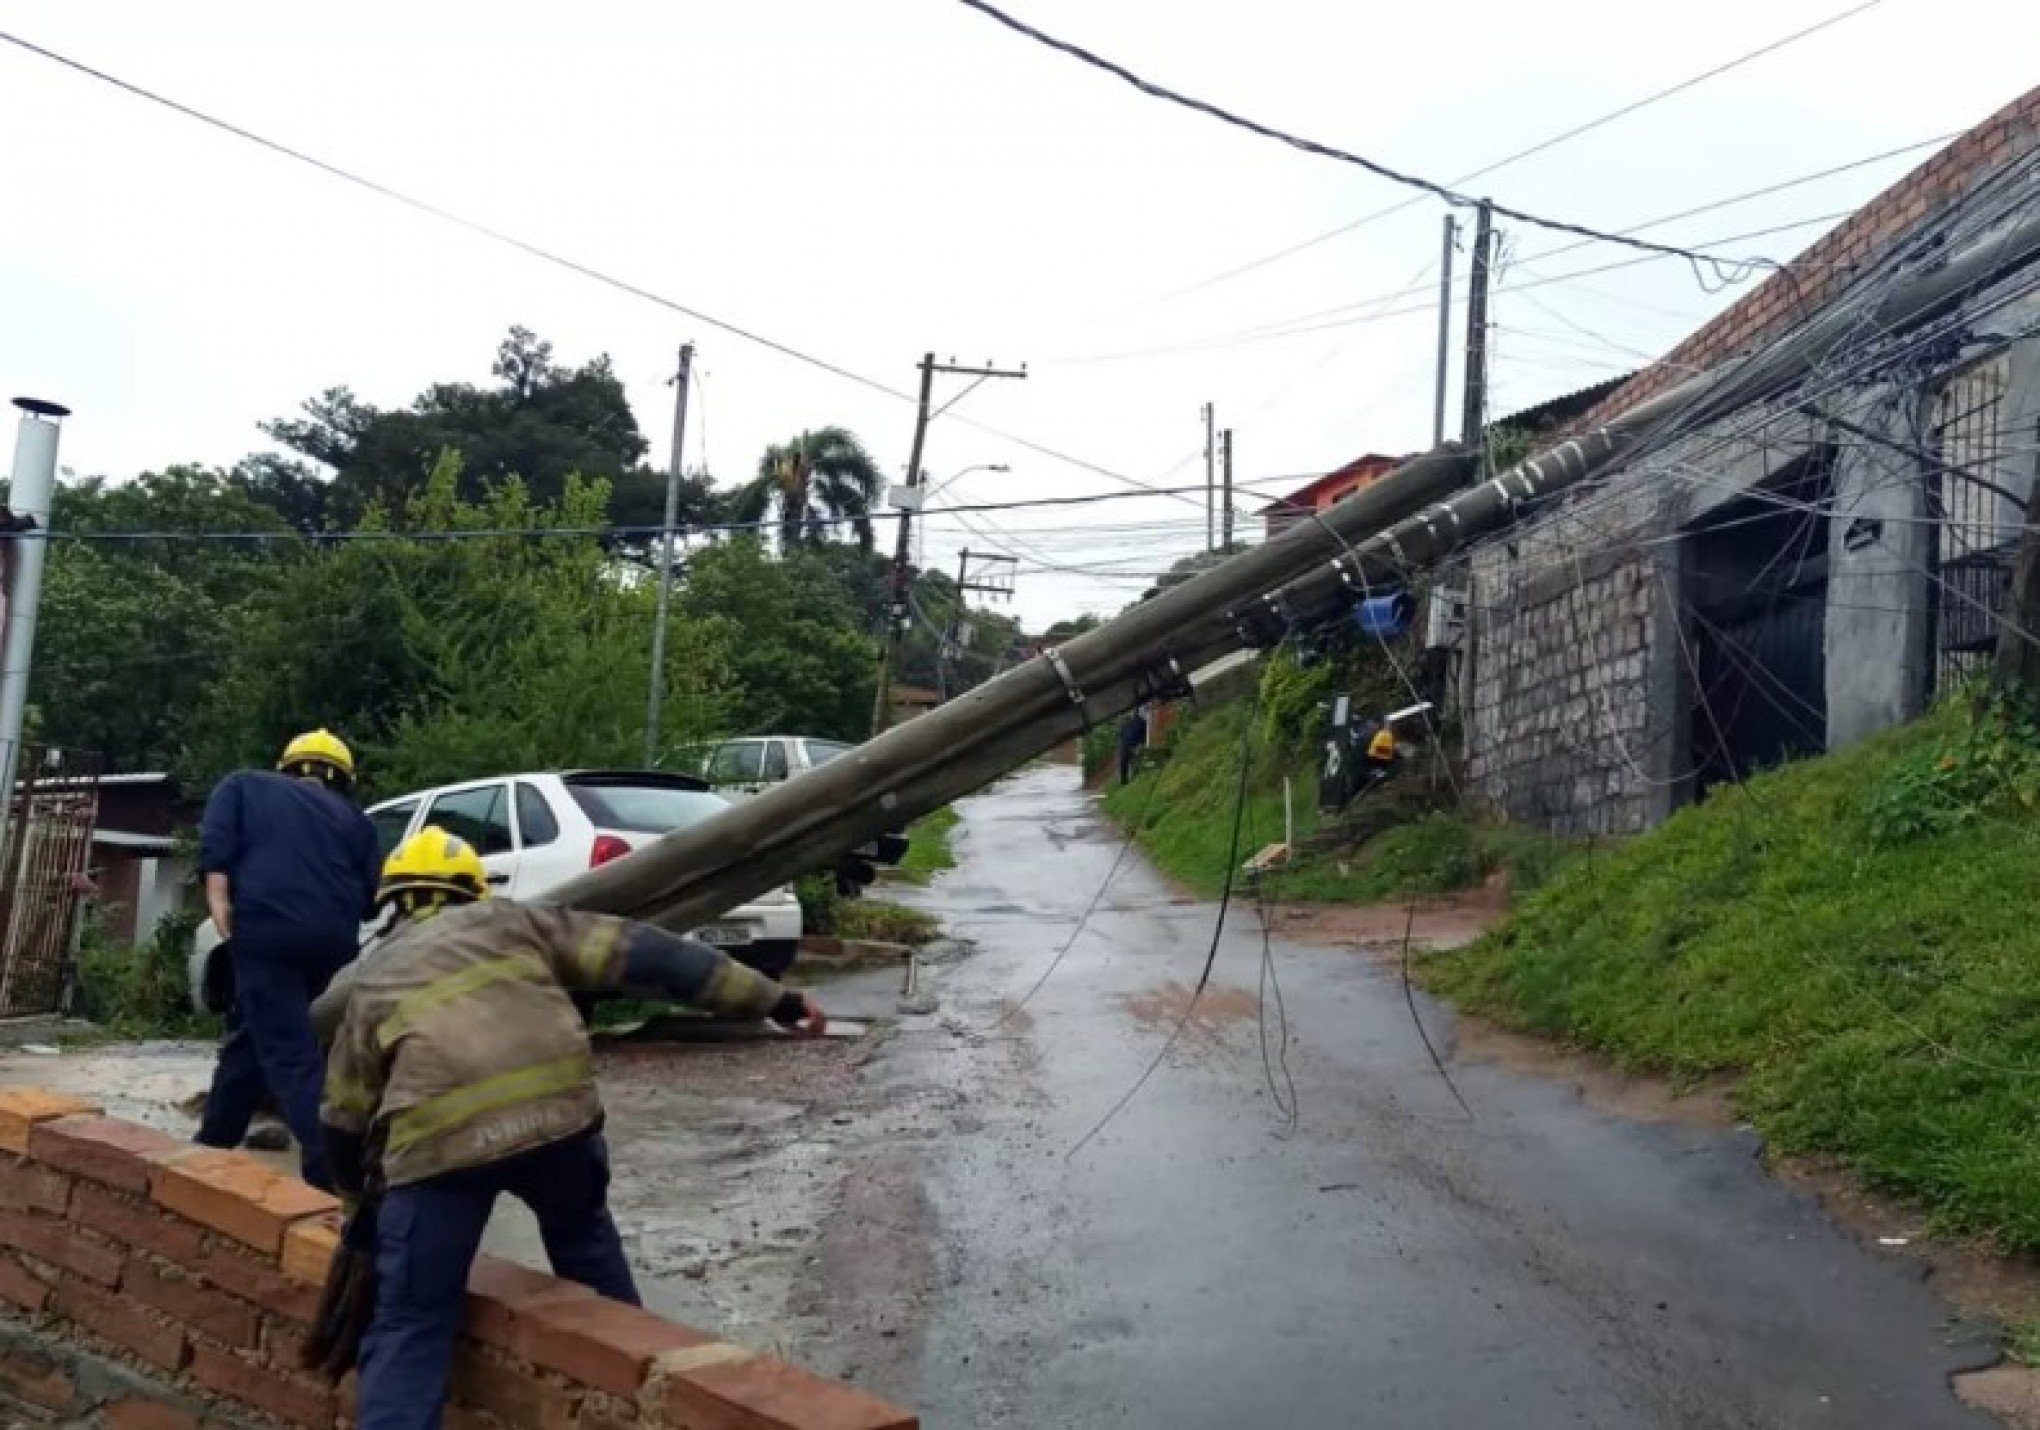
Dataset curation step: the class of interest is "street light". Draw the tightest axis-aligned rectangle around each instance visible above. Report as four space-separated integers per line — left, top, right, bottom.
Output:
924 462 1011 505
917 463 1011 567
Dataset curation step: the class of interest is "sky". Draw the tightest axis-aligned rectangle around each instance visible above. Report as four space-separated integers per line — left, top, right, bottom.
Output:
2 0 2035 628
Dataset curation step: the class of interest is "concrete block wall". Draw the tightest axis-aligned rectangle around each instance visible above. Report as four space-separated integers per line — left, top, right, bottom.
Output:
0 1088 914 1430
1467 549 1661 838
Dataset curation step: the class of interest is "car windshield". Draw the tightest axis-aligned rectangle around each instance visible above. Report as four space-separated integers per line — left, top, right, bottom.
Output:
806 740 854 766
563 780 730 834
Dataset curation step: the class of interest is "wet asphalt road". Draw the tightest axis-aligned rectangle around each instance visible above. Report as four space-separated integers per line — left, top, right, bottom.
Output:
881 765 1996 1430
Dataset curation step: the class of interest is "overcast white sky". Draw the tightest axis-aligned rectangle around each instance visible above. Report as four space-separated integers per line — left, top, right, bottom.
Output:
2 0 2035 627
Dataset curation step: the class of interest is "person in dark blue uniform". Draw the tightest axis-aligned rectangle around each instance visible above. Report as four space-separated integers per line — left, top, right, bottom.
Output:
1117 706 1148 785
196 730 378 1190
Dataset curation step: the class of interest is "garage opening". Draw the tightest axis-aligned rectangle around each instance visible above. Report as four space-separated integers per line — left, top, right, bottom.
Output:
1684 450 1836 797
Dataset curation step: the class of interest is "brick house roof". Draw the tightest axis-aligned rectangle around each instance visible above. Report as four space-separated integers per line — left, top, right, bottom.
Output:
1274 453 1404 511
1580 84 2040 431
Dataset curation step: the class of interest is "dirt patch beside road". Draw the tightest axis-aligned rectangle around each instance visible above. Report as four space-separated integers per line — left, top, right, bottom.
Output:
1264 881 1508 951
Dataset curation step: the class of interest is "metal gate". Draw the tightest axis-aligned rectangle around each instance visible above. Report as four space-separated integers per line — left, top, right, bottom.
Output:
1929 357 2021 691
0 747 102 1016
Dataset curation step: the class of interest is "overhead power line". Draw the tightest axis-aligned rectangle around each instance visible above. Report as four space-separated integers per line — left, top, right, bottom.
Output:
1107 0 1891 309
0 26 1190 507
18 479 1319 548
1124 135 1957 356
1051 209 1855 365
951 0 1852 274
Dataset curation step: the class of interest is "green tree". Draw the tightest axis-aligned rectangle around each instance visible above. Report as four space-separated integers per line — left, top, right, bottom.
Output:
261 327 653 525
677 539 877 741
732 428 884 552
1040 613 1101 643
28 468 299 772
183 453 731 795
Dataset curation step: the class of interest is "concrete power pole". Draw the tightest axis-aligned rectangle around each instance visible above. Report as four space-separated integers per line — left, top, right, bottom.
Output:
1460 201 1495 461
643 343 695 767
0 398 68 847
873 354 937 739
295 206 2040 1029
1221 429 1235 551
872 355 1026 736
1202 402 1216 553
1433 214 1457 447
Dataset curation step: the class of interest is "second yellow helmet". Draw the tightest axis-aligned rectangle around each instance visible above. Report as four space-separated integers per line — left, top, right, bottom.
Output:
379 826 489 906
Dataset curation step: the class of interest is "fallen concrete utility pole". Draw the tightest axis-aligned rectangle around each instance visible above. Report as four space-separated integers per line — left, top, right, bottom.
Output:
310 201 2040 1032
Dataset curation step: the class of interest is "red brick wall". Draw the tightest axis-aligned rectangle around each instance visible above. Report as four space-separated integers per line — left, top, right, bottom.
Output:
1580 85 2040 431
0 1089 914 1430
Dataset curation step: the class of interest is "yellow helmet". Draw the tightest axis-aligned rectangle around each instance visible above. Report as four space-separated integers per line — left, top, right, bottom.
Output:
278 729 355 784
379 826 488 909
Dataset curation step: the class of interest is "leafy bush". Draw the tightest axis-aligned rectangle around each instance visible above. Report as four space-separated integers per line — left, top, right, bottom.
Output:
835 900 939 947
74 907 216 1038
1866 689 2040 843
1080 723 1117 780
795 873 840 936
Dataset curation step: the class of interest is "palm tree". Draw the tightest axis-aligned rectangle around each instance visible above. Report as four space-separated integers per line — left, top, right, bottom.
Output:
733 428 884 552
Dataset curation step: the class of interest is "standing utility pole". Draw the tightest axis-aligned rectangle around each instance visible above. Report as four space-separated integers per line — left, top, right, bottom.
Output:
1432 214 1457 447
1220 429 1235 551
1202 402 1217 553
643 343 694 767
1460 201 1495 459
872 355 1027 735
940 548 1018 700
0 397 68 850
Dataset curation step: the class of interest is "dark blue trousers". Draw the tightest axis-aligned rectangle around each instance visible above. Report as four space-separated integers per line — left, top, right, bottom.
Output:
196 935 353 1190
355 1132 639 1430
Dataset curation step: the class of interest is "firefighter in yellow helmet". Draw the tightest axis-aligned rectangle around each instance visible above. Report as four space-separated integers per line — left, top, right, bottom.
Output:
196 730 378 1189
314 827 825 1430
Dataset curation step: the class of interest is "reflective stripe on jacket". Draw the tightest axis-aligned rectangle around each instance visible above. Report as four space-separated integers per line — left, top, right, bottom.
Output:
324 902 643 1186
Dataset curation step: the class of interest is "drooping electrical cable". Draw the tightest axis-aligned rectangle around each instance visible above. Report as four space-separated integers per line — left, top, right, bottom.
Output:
1067 679 1265 1158
952 0 1834 275
1096 1 1899 314
0 27 1197 509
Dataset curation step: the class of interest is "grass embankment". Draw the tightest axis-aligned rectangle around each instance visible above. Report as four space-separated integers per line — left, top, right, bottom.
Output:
1101 692 1566 904
1427 700 2040 1254
894 806 959 884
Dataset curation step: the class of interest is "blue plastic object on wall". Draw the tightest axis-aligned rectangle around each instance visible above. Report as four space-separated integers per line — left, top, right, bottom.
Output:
1354 591 1415 638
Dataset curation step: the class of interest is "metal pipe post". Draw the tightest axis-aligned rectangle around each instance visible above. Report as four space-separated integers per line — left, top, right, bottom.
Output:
0 398 68 837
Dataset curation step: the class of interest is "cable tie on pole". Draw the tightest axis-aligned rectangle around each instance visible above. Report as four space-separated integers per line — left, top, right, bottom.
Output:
1043 645 1093 727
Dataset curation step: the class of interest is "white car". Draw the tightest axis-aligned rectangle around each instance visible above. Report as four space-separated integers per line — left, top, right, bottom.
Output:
698 735 855 795
189 769 802 1014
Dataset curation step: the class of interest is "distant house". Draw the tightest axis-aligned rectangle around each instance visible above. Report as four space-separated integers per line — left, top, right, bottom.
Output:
887 684 943 724
1262 454 1404 541
82 773 200 946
